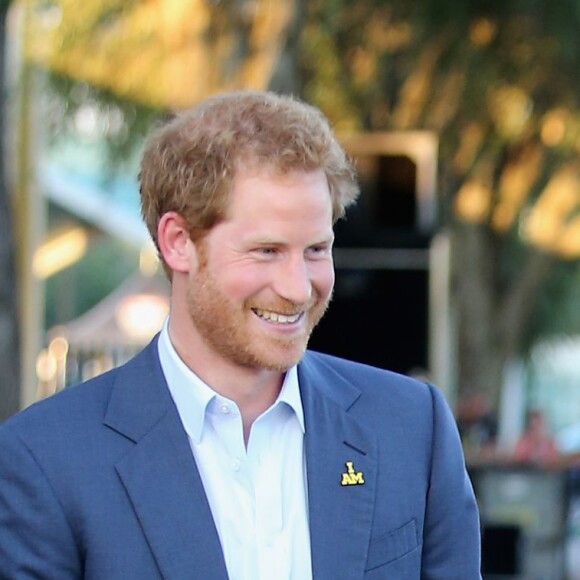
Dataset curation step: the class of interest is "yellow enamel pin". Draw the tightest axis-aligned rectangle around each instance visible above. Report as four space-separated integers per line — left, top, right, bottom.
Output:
341 461 365 486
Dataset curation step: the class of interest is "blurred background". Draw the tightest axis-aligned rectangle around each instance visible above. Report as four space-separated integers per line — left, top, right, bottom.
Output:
0 0 579 577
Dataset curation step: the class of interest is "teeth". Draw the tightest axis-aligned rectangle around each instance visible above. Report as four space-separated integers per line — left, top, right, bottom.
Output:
254 309 301 324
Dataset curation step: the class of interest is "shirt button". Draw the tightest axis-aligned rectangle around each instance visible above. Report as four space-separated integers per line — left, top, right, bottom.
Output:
220 404 230 414
231 458 242 471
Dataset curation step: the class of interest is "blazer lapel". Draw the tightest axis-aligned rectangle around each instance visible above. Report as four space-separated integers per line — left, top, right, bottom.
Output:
104 340 228 580
299 353 378 580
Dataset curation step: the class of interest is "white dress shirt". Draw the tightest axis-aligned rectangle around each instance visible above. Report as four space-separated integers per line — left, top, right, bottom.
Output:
157 321 312 580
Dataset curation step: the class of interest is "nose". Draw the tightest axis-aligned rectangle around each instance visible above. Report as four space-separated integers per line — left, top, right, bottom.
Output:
274 255 313 306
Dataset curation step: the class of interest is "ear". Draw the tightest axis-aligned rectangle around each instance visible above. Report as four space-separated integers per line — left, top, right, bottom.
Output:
157 212 198 274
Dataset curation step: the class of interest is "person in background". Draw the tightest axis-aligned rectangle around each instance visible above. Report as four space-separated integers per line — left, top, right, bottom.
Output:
456 391 498 461
0 90 481 579
514 408 558 464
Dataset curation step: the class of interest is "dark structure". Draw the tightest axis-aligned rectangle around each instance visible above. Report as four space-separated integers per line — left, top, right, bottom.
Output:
309 132 441 378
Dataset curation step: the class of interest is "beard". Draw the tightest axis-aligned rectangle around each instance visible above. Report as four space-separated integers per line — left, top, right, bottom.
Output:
185 259 331 372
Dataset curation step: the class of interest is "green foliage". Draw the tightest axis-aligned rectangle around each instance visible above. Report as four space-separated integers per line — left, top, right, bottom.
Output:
527 260 580 344
45 71 166 171
31 0 580 396
301 0 580 398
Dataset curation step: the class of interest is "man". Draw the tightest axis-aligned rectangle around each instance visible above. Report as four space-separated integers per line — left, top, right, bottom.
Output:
0 91 481 578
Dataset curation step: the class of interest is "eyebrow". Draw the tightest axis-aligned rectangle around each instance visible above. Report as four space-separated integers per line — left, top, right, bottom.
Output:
244 234 334 247
250 232 334 246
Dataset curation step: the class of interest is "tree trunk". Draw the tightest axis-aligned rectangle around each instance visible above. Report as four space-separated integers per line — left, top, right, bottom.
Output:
268 0 304 95
454 223 504 407
453 220 554 410
0 0 20 421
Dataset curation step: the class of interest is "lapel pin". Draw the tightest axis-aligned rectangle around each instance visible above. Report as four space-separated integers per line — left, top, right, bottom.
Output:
341 461 365 486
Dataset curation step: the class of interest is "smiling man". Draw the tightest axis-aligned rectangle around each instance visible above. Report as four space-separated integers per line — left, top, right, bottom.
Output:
0 91 481 579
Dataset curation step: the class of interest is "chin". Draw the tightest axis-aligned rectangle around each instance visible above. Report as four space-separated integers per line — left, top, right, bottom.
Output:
251 343 307 371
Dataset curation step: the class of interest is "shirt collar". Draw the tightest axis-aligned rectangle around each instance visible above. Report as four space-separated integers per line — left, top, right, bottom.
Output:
157 319 305 444
277 366 305 433
157 319 214 444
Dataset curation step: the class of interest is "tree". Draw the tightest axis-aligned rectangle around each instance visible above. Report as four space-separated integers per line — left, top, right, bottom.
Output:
301 0 580 408
0 0 20 421
21 0 580 411
25 0 298 110
7 0 301 412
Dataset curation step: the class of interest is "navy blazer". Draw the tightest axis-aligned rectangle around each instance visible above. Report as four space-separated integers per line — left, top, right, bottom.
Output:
0 338 481 579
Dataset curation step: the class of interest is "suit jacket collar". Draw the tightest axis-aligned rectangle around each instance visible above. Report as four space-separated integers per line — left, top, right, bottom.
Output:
102 341 377 579
299 352 378 580
103 339 229 580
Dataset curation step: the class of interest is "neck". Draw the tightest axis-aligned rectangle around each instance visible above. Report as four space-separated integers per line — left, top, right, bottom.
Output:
167 313 285 441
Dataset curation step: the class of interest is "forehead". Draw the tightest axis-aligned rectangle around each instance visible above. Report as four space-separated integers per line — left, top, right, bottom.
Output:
220 166 333 232
230 164 330 200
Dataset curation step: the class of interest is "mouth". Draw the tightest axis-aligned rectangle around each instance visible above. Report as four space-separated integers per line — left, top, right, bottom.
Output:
252 308 304 325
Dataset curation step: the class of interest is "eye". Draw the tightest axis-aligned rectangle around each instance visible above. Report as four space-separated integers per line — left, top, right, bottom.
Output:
306 244 332 258
253 246 279 257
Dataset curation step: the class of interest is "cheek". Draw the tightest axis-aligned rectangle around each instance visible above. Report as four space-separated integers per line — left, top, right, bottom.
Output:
220 267 270 300
312 263 335 299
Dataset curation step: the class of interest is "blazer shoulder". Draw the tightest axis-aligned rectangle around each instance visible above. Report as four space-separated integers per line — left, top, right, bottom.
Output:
0 367 113 440
0 342 157 441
